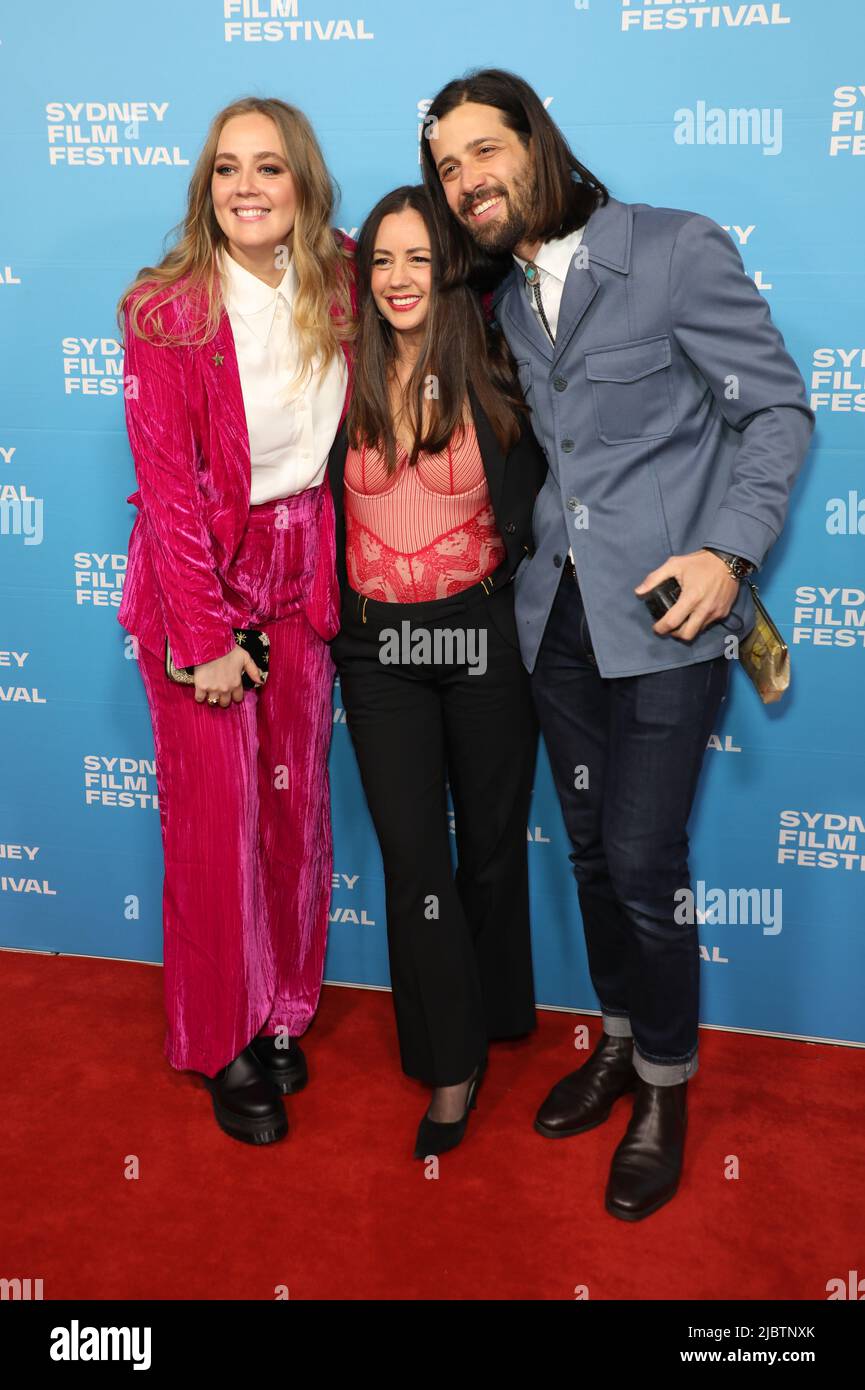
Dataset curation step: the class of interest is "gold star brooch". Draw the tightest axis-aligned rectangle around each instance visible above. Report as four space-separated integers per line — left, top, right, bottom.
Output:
212 352 224 367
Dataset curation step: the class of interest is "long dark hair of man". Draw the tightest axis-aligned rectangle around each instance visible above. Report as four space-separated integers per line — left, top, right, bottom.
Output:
347 184 528 473
419 67 609 288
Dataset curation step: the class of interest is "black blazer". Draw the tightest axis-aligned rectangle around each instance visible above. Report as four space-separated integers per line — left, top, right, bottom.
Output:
326 382 548 646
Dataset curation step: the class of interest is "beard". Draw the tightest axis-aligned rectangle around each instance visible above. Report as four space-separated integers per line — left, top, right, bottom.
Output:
459 168 535 255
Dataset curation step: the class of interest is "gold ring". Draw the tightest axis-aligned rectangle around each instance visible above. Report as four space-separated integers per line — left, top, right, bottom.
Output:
208 696 218 705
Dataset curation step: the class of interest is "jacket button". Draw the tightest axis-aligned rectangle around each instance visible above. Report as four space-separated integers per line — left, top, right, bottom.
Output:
553 553 563 567
561 439 575 452
553 376 567 392
566 496 581 511
503 521 516 534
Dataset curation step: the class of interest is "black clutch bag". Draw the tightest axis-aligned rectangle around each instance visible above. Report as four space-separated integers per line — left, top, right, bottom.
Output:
164 628 270 691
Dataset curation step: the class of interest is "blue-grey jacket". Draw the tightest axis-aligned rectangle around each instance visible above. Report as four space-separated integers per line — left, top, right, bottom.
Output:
492 194 815 676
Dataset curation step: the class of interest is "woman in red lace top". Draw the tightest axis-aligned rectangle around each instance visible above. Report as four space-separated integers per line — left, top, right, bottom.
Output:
328 185 547 1159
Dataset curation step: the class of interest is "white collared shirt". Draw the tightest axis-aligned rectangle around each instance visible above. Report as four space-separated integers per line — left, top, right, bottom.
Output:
218 245 347 505
512 224 585 341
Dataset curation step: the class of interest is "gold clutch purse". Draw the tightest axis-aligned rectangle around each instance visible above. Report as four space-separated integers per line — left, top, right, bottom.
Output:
739 584 789 704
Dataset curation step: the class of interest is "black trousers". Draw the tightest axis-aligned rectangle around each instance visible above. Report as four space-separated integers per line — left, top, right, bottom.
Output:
331 577 539 1086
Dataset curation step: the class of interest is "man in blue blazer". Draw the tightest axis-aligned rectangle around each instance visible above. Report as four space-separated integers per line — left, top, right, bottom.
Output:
424 68 813 1220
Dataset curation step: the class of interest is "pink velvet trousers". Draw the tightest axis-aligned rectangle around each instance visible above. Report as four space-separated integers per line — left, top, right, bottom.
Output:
137 484 335 1078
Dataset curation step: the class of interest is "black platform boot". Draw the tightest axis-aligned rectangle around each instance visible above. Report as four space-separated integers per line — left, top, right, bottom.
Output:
200 1046 288 1145
248 1033 308 1095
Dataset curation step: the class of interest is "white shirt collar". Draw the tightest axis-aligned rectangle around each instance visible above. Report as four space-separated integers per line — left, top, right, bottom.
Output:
218 244 296 345
512 224 584 285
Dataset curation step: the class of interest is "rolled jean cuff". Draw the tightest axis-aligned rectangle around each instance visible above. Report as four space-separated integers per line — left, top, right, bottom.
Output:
633 1046 699 1086
602 1011 633 1039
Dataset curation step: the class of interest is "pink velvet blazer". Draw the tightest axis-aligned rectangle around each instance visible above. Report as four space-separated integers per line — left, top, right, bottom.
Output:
118 231 357 669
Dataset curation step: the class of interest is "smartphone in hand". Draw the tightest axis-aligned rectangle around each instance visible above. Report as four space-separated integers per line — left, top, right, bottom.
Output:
642 577 682 623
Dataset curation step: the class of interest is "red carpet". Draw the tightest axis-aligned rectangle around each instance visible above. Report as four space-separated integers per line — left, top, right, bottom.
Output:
3 951 862 1300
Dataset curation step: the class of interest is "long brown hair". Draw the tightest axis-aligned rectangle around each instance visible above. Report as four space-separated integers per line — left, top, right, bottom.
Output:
348 184 527 473
117 96 354 391
419 67 609 287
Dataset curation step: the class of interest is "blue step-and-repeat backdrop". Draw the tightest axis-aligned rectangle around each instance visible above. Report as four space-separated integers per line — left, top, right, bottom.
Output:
0 1 862 1045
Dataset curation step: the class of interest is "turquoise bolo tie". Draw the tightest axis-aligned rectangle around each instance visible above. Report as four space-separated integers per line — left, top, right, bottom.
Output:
523 262 555 345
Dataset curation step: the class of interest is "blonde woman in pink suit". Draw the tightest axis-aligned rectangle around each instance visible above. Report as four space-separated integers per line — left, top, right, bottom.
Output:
117 97 357 1146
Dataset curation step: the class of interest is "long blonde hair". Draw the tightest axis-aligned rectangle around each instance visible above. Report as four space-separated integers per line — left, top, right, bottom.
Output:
117 96 354 390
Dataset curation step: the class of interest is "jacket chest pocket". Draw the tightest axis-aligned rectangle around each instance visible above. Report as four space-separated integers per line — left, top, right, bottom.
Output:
584 334 675 445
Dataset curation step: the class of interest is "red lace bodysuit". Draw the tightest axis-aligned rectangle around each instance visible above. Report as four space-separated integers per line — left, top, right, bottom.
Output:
344 420 506 603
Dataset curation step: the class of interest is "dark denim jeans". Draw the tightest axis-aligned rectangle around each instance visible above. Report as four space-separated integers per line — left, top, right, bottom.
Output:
531 566 729 1084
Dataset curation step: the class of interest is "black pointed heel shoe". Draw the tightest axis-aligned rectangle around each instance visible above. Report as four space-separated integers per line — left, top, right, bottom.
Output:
248 1033 308 1095
413 1056 488 1160
200 1045 288 1145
